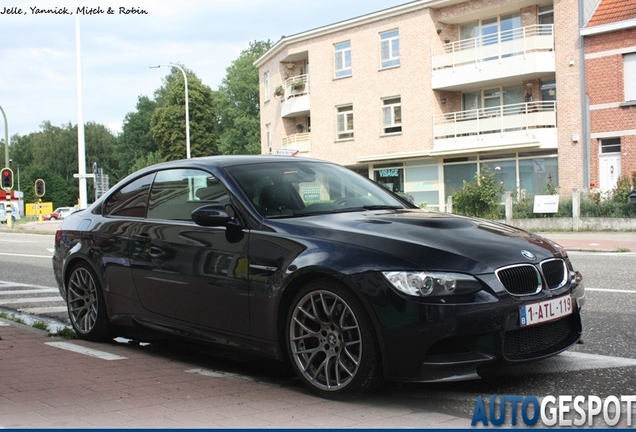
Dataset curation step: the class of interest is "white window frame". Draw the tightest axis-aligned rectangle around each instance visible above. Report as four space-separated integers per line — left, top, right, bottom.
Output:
624 53 636 102
264 71 270 101
336 105 354 140
382 97 402 134
380 29 400 68
266 123 272 153
334 41 352 78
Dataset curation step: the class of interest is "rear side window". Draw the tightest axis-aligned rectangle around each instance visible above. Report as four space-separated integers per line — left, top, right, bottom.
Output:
147 169 228 221
104 173 155 218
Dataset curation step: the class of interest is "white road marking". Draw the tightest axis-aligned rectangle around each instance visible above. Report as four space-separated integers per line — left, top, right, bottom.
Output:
185 368 252 381
45 342 127 360
0 288 59 296
0 252 51 258
0 297 64 304
586 288 636 294
493 351 636 377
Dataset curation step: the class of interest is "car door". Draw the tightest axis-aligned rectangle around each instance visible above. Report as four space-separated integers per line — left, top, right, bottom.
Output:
129 168 250 335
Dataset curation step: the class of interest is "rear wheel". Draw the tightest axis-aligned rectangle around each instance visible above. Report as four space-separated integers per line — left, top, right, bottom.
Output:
286 279 382 399
66 263 113 341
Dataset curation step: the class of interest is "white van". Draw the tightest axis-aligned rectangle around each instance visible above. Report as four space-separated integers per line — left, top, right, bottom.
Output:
0 202 21 224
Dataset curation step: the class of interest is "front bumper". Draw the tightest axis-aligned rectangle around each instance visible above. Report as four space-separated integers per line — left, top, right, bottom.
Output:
346 272 585 382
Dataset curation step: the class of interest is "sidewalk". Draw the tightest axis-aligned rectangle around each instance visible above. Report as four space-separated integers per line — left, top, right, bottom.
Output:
0 319 469 428
537 231 636 253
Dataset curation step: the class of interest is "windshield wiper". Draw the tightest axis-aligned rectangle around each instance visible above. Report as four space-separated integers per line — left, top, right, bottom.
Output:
331 205 402 214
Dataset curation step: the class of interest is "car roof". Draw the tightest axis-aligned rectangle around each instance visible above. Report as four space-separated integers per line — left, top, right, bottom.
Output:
144 155 330 171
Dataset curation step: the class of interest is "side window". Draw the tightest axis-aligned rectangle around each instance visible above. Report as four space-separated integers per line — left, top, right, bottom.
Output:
336 104 354 140
147 169 229 221
382 97 402 134
104 173 154 218
334 41 352 78
380 29 400 68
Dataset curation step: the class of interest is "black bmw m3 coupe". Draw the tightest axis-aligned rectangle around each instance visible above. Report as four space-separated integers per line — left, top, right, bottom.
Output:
53 155 584 399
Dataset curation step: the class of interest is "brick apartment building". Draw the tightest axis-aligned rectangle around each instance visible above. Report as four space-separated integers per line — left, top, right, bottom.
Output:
255 0 606 210
582 0 636 195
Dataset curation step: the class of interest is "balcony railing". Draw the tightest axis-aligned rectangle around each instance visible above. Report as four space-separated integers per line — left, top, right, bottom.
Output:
433 101 556 139
283 74 310 98
431 25 554 71
280 132 311 154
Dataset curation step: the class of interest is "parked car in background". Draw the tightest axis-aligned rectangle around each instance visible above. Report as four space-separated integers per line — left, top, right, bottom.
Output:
54 207 76 220
43 211 61 221
0 202 21 224
53 155 585 400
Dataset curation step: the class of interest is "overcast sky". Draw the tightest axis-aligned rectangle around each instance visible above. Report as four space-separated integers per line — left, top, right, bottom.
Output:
0 0 408 138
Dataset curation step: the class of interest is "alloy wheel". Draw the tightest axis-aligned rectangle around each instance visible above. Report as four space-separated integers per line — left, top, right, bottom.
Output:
289 289 362 392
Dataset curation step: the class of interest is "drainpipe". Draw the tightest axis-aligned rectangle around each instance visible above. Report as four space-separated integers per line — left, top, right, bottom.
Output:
579 0 590 191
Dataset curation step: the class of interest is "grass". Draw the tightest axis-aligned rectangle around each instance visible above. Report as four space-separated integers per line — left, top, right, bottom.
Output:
0 311 77 338
613 247 631 253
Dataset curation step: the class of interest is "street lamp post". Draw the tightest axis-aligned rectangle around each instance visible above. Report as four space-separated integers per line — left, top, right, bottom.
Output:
150 64 191 159
0 104 8 167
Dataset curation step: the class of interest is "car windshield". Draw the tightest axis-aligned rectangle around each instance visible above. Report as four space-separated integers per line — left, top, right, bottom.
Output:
226 160 409 218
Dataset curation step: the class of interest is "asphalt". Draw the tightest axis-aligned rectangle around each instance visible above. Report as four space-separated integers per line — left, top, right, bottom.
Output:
1 220 635 427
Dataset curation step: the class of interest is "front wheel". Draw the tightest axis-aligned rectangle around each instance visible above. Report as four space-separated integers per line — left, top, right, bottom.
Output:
66 263 113 341
286 279 382 399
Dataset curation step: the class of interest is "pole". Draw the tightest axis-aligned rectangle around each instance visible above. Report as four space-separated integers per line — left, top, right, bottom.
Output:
76 0 88 209
150 64 190 158
0 104 8 167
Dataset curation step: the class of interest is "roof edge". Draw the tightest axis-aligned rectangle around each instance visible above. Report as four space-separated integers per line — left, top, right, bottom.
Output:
254 0 431 67
581 18 636 35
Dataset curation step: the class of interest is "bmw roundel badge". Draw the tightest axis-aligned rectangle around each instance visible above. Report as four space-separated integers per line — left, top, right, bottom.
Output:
521 250 537 261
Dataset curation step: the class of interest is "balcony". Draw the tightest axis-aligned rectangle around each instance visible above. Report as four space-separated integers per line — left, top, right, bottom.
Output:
431 25 555 91
432 101 557 155
281 74 310 118
276 132 311 156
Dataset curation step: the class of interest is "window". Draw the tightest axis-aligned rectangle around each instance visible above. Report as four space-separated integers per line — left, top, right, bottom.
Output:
334 41 351 78
266 123 272 154
336 105 354 140
624 53 636 101
103 173 154 218
147 169 228 221
382 97 402 134
380 30 400 68
539 5 554 25
600 138 621 154
264 71 270 101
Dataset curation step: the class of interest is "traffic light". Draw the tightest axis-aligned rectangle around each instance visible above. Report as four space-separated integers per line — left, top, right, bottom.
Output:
1 168 13 190
35 179 45 197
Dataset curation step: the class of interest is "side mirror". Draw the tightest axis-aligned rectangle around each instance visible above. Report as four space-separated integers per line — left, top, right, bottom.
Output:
191 204 234 227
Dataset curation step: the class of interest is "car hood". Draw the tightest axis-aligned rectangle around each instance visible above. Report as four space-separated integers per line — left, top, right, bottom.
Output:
265 210 566 274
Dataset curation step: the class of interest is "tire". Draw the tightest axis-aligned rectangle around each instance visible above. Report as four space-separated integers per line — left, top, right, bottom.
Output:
286 279 382 399
66 263 113 341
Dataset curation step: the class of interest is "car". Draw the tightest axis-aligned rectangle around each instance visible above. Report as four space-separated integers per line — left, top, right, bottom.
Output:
52 155 585 400
0 202 21 224
54 207 77 219
43 211 61 221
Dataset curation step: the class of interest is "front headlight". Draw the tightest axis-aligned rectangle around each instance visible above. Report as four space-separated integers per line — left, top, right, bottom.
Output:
382 271 482 297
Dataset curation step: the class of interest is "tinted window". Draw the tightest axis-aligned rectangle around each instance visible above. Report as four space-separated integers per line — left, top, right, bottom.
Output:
147 169 228 221
104 173 154 218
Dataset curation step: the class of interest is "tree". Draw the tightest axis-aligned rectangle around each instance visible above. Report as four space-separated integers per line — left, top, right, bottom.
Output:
116 95 158 177
150 66 217 161
216 40 272 155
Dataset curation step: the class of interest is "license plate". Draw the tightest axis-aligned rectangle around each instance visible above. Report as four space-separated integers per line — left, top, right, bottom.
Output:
519 295 573 327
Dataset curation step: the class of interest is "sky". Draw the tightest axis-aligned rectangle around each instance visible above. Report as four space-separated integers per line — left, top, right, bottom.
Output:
0 0 410 139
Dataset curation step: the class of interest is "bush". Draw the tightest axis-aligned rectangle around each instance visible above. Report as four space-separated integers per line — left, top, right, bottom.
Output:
453 165 505 219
